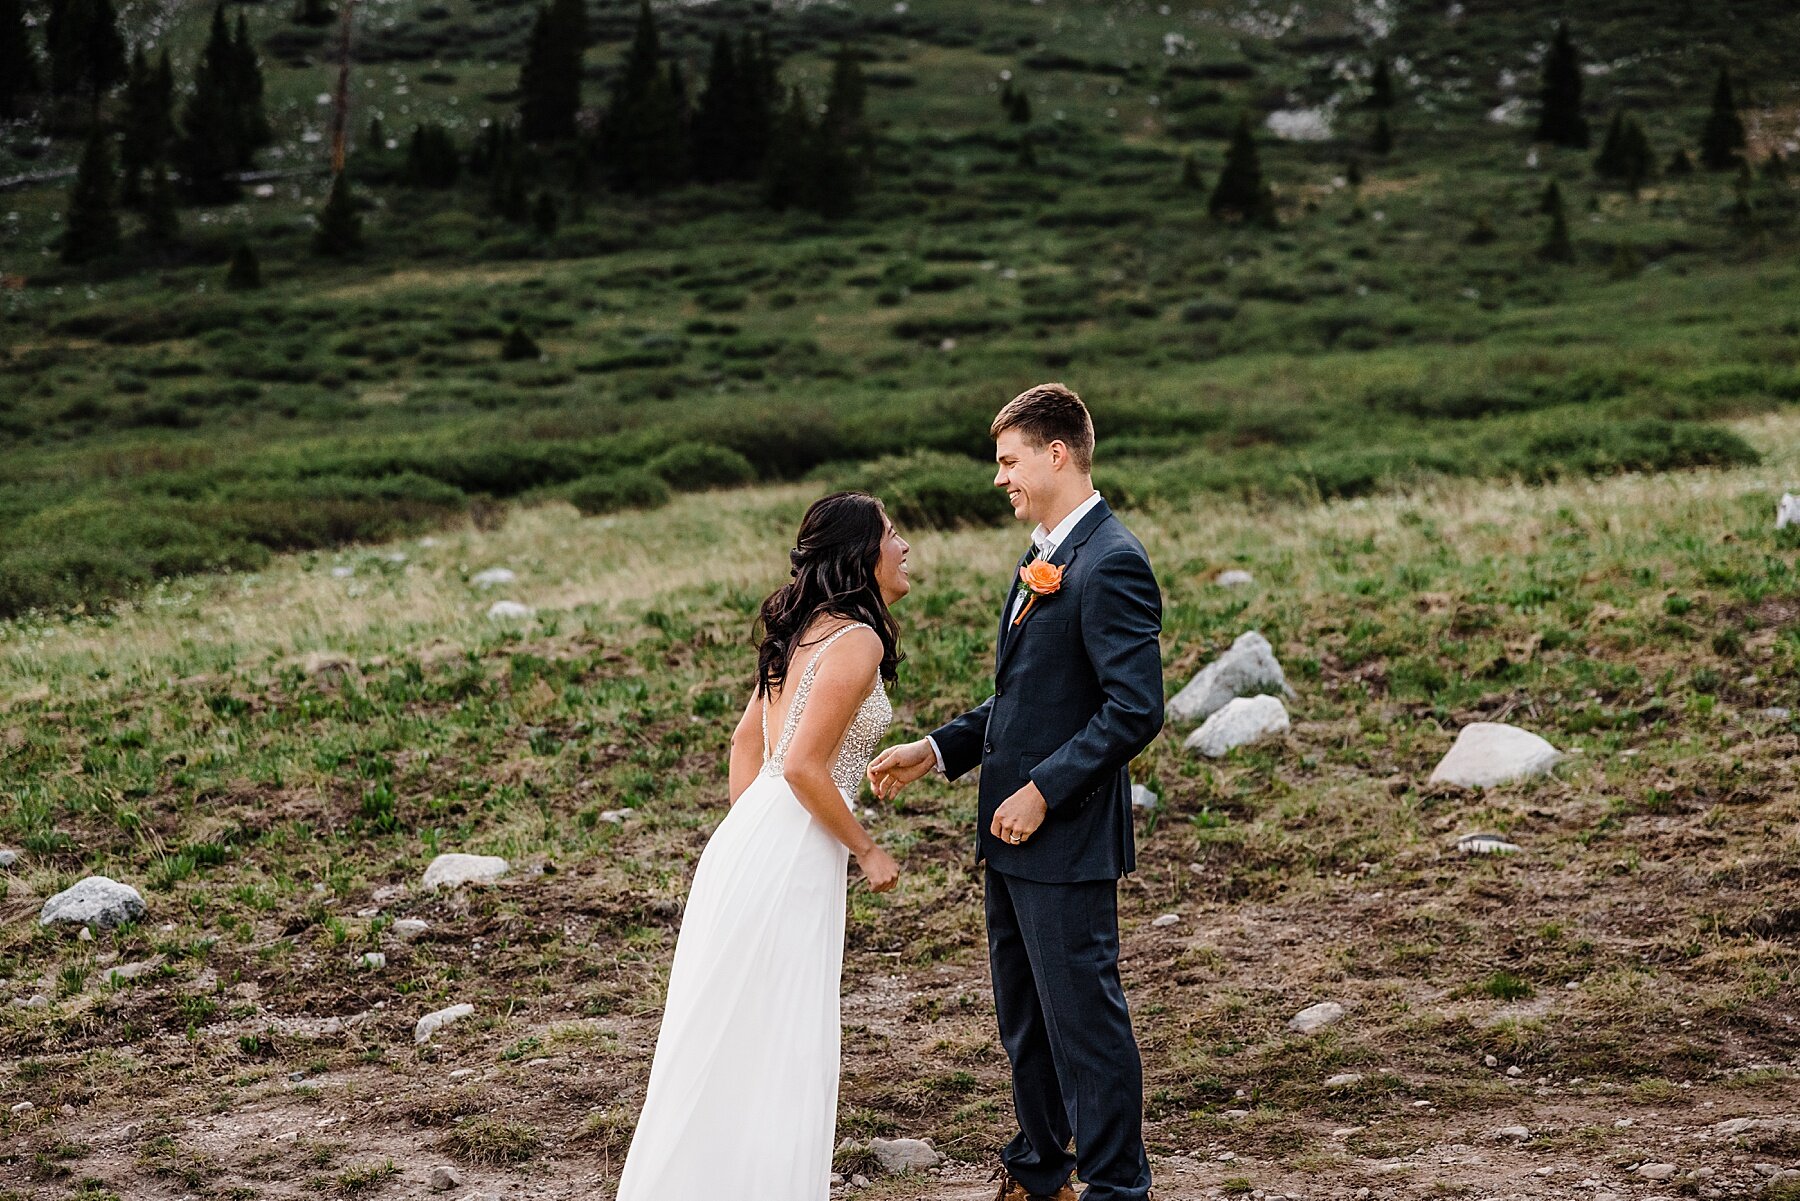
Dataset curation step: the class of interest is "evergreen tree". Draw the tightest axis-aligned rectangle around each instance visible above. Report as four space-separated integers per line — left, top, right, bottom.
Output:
1765 150 1788 183
292 0 333 25
1180 153 1203 191
1209 113 1276 226
62 127 120 264
46 0 126 101
402 123 460 187
733 31 777 177
313 170 362 255
1699 66 1745 171
225 240 261 289
518 0 583 143
119 49 175 205
531 189 559 236
1368 59 1394 109
763 85 815 211
1667 147 1694 175
1008 88 1032 125
598 3 689 192
176 7 247 200
1371 112 1393 156
1538 177 1563 216
1535 22 1588 149
1345 158 1363 188
0 0 39 118
228 11 272 164
823 44 866 141
691 32 739 182
1594 110 1654 194
1538 182 1574 261
139 160 179 243
500 325 540 361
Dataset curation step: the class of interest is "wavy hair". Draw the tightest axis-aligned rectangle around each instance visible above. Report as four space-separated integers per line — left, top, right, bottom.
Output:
755 491 902 698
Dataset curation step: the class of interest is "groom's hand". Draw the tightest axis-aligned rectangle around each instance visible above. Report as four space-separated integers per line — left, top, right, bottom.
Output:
991 782 1047 845
868 739 935 800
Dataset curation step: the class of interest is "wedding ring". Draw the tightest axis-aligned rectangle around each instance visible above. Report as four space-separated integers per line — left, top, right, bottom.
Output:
1011 834 1022 844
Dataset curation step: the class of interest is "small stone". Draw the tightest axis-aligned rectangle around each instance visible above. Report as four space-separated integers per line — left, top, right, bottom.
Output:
1217 1151 1237 1162
448 1068 477 1081
392 919 430 939
471 567 517 587
1168 630 1295 724
77 926 93 941
1506 1065 1522 1077
1760 707 1792 721
1286 1001 1344 1034
1765 1170 1800 1195
331 565 354 578
869 1137 942 1173
430 1165 463 1192
1130 783 1158 811
1428 722 1561 788
1778 493 1800 530
298 650 356 679
486 600 533 621
1456 832 1522 855
99 960 157 986
287 1071 306 1082
598 809 631 825
1325 1073 1364 1088
10 1101 34 1114
1637 1163 1677 1181
360 952 386 969
39 876 147 929
414 1003 475 1044
851 1174 870 1188
1185 694 1290 758
1222 1109 1251 1120
421 853 509 892
1215 569 1255 588
0 849 18 868
1614 1117 1634 1128
1151 913 1181 928
831 1174 845 1187
1483 1053 1498 1067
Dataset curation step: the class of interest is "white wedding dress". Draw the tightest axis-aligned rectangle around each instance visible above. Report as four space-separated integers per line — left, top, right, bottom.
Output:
614 623 892 1200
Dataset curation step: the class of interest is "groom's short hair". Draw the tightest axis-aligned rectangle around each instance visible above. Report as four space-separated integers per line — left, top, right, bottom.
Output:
991 382 1095 473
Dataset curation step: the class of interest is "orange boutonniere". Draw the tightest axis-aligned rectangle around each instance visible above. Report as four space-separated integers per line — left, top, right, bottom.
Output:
1012 559 1065 626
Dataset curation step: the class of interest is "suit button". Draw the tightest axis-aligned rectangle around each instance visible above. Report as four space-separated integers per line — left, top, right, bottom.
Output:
995 686 1003 698
983 741 994 754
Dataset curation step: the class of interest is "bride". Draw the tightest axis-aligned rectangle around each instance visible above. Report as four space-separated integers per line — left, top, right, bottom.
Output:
614 491 909 1200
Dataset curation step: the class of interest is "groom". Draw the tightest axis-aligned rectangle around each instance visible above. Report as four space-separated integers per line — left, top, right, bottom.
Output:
871 383 1163 1201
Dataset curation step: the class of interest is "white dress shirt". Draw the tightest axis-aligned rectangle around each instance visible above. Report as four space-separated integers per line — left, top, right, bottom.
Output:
927 491 1102 776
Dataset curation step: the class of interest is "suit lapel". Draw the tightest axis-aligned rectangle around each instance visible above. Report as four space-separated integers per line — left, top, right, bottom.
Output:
995 500 1113 677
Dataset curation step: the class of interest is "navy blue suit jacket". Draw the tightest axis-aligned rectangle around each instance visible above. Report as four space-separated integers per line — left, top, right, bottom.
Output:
930 500 1164 883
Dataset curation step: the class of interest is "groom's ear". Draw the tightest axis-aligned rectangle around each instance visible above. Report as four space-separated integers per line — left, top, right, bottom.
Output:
1046 439 1070 469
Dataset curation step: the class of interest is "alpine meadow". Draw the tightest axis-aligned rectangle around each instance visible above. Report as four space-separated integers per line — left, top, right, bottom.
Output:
2 0 1799 1198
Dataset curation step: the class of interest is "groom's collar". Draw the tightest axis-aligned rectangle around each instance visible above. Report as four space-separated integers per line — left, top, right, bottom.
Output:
1030 490 1104 559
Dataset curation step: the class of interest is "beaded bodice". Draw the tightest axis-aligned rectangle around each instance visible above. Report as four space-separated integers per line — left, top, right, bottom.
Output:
760 623 893 799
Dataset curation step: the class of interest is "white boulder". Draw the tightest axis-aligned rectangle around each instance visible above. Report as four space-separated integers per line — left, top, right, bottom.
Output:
471 568 517 587
1130 784 1158 811
1778 493 1800 529
414 1002 475 1044
40 876 147 929
486 600 533 621
391 918 430 939
1215 569 1255 588
1184 695 1290 758
421 853 509 892
1429 723 1561 788
0 849 17 868
1168 630 1294 723
869 1137 943 1173
1456 833 1522 856
1287 1001 1345 1034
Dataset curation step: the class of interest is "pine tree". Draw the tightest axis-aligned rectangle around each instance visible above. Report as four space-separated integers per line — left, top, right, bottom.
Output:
225 240 261 289
1539 177 1563 215
1345 158 1363 188
1209 113 1276 226
1594 110 1654 194
1368 59 1394 109
763 85 815 211
733 31 777 178
1371 112 1393 156
500 325 540 361
402 123 459 187
1699 66 1745 171
598 3 689 192
1538 182 1573 262
176 7 247 201
47 0 125 101
823 44 866 141
691 32 738 182
313 170 362 255
0 0 40 119
1666 147 1694 175
518 0 582 143
228 11 272 165
119 48 175 205
531 189 558 235
292 0 333 25
1180 153 1203 191
139 160 179 243
1008 89 1032 125
62 127 120 264
1535 22 1588 149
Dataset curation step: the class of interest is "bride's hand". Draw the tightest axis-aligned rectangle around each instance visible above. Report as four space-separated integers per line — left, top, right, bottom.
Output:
868 740 935 800
855 845 900 893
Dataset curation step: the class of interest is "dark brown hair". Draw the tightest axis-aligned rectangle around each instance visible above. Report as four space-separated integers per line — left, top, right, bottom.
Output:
754 491 902 698
989 381 1096 472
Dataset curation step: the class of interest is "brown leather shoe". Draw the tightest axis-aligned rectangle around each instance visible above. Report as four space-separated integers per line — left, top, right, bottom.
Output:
989 1163 1080 1201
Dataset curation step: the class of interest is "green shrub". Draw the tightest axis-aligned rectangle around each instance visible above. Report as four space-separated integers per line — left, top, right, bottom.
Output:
565 470 671 516
836 453 1010 529
646 443 757 490
1514 418 1760 481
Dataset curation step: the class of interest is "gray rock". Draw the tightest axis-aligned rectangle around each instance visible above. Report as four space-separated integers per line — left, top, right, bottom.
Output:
0 848 18 868
1215 569 1255 588
1184 695 1290 758
1150 913 1181 928
851 1174 871 1188
1764 1170 1800 1196
360 952 386 969
1168 631 1294 724
1325 1073 1364 1088
421 853 509 892
10 1101 34 1115
598 809 632 825
10 994 49 1008
1456 833 1522 856
429 1165 463 1191
97 960 157 987
1778 493 1799 530
1130 784 1158 811
1637 1163 1677 1181
298 650 356 679
39 876 147 929
1491 1125 1531 1141
1286 1001 1344 1034
870 1137 942 1173
414 1003 475 1044
485 600 532 621
471 567 517 588
1760 707 1792 721
1428 722 1560 788
392 918 430 939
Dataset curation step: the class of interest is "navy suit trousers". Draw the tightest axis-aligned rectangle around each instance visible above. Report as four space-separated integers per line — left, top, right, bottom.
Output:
986 867 1151 1201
